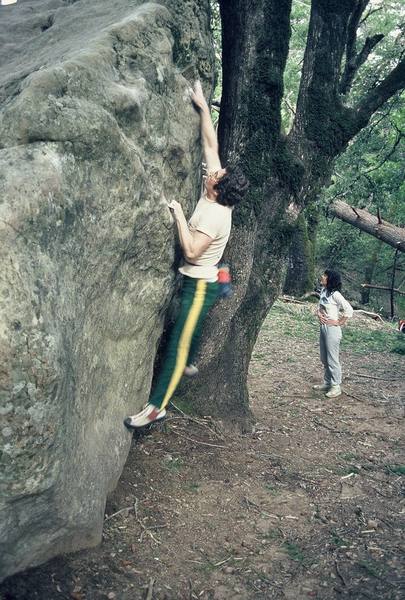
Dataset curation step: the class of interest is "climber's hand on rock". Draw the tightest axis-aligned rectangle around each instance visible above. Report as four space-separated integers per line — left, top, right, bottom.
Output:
167 199 183 220
191 80 208 111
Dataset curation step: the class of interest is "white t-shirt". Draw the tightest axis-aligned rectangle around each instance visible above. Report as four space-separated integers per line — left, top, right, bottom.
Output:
319 288 353 321
179 196 232 282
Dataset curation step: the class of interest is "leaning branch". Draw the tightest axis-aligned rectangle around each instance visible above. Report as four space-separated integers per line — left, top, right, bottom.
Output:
329 199 405 252
353 57 405 134
340 33 385 95
339 0 372 94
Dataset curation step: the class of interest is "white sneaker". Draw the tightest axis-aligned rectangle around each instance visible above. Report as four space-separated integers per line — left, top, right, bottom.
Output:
184 364 199 377
313 383 330 391
325 385 342 398
124 403 166 429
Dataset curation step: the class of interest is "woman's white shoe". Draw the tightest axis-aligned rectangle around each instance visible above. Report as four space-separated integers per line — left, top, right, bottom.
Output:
325 385 341 398
313 383 330 391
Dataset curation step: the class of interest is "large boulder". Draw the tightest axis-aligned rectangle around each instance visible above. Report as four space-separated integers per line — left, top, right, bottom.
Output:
0 0 213 580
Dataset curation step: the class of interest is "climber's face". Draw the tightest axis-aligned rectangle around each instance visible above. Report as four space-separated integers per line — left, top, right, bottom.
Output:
205 168 227 198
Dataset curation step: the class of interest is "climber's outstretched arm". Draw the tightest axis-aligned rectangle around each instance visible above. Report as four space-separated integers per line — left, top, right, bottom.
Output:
191 81 222 173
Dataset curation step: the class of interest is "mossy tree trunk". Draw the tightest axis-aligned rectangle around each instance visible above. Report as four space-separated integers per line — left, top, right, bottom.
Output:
284 209 319 296
178 0 405 430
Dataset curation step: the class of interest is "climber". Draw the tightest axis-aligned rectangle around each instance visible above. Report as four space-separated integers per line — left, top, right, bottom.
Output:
124 80 249 428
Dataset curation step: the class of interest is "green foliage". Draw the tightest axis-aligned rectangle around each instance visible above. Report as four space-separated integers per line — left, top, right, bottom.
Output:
164 457 183 472
283 541 306 563
391 335 405 355
330 530 347 548
342 321 399 354
264 483 280 496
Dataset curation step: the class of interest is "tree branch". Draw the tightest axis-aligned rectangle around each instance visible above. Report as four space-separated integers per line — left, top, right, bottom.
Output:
339 0 370 93
361 127 404 175
352 57 405 134
330 199 405 252
340 33 385 95
360 6 384 26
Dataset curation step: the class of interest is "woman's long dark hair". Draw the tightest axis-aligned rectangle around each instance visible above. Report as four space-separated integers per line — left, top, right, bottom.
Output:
324 269 342 296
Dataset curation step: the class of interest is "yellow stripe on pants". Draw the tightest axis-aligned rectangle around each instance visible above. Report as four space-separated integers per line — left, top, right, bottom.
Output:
160 279 207 409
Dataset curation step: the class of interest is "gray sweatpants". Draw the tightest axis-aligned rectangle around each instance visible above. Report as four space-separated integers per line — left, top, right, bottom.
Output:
319 325 342 386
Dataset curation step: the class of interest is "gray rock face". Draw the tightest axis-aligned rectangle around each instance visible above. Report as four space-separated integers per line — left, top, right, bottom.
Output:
0 0 213 580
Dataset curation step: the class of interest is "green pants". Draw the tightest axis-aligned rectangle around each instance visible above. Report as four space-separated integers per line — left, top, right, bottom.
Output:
149 276 219 410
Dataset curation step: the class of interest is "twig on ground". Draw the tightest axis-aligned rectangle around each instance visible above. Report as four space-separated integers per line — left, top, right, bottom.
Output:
255 450 314 464
213 556 232 567
169 402 225 439
353 309 384 322
145 577 155 600
350 372 400 382
169 428 227 449
312 417 348 434
280 295 307 305
243 496 261 512
104 506 133 522
185 559 204 564
344 391 368 403
335 561 346 586
134 498 162 545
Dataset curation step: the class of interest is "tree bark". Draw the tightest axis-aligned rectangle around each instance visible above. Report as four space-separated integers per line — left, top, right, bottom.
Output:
330 199 405 252
284 210 318 296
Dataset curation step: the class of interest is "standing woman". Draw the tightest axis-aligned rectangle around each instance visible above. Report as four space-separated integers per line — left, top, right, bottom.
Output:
313 269 353 398
124 81 249 429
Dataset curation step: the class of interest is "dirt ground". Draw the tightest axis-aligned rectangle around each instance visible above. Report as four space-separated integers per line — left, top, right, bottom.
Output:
1 301 404 600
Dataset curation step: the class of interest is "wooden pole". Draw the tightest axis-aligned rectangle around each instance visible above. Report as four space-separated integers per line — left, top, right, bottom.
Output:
390 249 399 318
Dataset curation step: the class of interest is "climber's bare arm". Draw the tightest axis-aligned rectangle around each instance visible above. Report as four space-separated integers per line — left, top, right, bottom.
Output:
167 199 212 261
191 81 222 173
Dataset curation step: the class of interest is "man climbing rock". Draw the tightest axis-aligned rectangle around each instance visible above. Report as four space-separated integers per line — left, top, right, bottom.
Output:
124 81 248 428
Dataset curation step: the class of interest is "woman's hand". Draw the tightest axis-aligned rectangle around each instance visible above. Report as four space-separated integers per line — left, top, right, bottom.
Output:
325 318 340 326
317 311 339 326
167 199 184 221
191 80 208 111
318 310 340 327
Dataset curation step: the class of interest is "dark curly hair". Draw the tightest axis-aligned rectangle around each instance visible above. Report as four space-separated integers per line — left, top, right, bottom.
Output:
324 269 342 296
214 164 249 207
